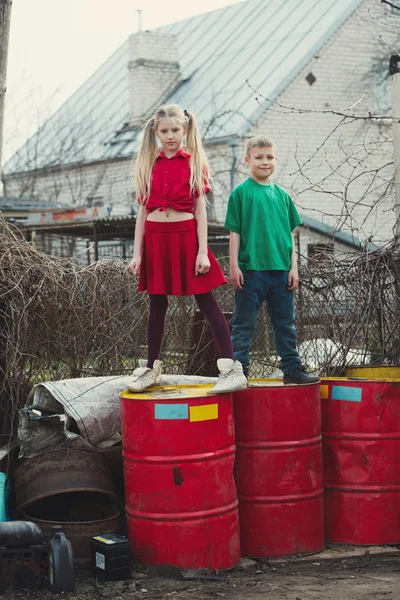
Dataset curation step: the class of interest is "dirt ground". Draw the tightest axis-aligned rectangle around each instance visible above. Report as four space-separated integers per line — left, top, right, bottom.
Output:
2 551 400 600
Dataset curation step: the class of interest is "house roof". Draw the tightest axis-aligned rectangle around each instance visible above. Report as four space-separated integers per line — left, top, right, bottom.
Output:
4 0 364 175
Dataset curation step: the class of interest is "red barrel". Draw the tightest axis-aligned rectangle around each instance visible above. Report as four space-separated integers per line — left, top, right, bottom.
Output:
120 386 240 569
322 378 400 544
233 382 323 557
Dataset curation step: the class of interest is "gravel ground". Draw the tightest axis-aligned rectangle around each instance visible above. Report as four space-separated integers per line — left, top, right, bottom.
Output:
2 550 400 599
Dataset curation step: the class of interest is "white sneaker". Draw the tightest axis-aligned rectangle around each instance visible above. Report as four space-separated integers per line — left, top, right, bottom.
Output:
128 360 162 392
207 359 248 395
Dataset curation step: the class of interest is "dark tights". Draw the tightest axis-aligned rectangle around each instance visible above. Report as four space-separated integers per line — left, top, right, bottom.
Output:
147 292 234 368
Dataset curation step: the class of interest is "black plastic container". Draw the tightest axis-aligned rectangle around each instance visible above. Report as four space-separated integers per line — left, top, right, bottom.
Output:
91 533 132 581
48 525 75 593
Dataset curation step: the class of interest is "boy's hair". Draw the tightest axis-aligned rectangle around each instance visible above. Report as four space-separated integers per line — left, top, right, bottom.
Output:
246 135 276 156
134 104 211 204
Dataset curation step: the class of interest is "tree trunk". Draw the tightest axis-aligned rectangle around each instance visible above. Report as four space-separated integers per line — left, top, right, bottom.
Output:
0 0 12 177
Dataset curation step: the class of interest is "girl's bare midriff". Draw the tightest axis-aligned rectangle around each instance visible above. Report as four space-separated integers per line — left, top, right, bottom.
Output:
146 207 194 222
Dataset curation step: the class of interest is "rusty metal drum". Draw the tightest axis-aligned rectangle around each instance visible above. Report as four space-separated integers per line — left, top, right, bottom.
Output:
22 498 120 566
15 449 118 513
233 382 323 557
322 377 400 544
15 449 121 566
120 385 240 569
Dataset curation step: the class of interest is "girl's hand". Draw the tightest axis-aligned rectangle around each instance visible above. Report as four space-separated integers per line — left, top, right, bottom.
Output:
128 256 141 276
231 266 244 290
195 252 210 275
288 267 299 291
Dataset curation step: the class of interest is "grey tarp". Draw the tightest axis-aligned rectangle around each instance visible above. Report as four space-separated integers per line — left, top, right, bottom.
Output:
17 374 217 458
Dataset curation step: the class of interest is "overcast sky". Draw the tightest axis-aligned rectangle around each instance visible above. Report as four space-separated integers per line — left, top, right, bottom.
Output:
3 0 243 162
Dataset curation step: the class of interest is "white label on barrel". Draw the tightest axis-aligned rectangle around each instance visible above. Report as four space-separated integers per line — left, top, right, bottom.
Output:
96 552 106 570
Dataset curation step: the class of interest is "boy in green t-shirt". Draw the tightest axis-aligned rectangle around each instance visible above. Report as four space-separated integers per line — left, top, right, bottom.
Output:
224 135 319 384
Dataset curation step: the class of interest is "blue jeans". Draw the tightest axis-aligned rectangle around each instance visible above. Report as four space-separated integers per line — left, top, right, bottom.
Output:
231 270 301 375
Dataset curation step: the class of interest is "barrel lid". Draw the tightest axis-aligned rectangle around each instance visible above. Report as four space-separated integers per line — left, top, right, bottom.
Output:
120 384 216 400
248 378 320 387
321 376 400 383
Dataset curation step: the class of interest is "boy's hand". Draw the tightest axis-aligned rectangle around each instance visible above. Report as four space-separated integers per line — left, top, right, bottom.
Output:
231 266 244 290
288 268 299 291
195 252 211 275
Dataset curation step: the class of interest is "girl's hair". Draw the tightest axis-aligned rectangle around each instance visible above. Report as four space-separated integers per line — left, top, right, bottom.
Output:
134 104 211 204
246 135 276 156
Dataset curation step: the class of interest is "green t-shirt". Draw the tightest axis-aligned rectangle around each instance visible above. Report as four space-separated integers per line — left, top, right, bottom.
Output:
224 177 302 271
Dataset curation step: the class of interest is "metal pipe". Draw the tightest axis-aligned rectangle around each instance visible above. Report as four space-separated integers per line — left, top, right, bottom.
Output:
390 54 400 238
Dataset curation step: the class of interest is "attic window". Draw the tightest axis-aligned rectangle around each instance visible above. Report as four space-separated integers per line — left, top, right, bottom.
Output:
306 72 316 86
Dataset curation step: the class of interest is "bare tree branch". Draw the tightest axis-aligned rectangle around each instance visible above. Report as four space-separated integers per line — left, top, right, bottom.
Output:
381 0 400 12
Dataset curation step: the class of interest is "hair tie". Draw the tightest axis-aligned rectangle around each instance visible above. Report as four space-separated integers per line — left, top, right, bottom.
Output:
184 109 190 120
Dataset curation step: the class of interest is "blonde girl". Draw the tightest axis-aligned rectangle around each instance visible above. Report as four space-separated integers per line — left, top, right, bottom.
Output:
127 104 246 394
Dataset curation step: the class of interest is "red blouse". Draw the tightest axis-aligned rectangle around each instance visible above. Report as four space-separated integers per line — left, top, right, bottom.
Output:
143 148 210 213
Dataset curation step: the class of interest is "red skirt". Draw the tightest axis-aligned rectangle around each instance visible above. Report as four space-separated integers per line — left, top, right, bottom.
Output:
138 218 227 296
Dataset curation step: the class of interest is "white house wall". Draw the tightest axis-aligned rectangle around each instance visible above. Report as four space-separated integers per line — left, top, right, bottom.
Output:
4 158 132 208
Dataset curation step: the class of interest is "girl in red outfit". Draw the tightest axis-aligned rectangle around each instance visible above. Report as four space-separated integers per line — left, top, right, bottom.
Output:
127 104 247 394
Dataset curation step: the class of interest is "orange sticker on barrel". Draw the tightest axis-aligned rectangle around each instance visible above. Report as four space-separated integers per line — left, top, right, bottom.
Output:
189 403 218 422
320 385 329 399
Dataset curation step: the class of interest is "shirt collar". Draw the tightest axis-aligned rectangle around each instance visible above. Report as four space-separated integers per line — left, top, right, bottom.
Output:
157 148 190 161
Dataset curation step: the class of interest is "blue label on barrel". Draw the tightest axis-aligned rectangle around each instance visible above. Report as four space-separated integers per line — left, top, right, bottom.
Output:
154 404 189 419
331 386 362 402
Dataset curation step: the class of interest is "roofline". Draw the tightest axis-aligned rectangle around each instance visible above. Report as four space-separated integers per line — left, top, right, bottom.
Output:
2 154 132 180
2 39 131 175
3 136 241 178
300 213 379 252
152 0 247 34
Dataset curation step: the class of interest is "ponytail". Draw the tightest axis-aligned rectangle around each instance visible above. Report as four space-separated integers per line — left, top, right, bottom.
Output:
134 117 158 204
185 110 212 198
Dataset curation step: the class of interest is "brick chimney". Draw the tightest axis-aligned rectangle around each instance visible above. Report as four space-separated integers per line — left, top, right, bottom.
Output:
128 31 181 125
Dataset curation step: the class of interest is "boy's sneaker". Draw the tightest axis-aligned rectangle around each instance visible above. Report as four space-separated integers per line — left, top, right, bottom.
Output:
128 360 162 392
207 359 248 395
283 365 320 385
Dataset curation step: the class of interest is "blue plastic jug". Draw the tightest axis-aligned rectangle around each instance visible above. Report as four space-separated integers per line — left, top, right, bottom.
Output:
0 473 9 521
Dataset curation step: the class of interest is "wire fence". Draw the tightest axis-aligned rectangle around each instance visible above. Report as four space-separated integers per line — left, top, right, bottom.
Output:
1 218 400 450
